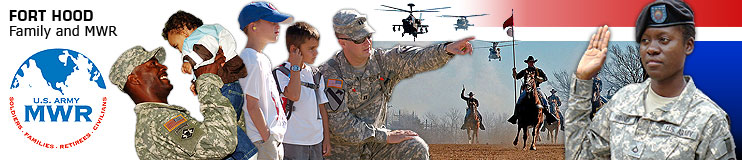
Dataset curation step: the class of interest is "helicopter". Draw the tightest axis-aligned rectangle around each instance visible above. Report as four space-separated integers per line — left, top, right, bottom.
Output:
474 40 518 61
377 3 450 41
438 14 489 31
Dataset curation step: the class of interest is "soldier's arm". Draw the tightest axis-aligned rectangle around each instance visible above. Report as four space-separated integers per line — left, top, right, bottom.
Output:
565 75 611 159
698 114 736 159
384 43 454 79
192 73 238 159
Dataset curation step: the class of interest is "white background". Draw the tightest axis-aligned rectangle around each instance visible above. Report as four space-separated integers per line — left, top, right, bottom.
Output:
1 0 740 159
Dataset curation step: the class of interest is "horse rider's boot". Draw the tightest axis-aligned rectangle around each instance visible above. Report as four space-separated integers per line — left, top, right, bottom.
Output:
544 110 558 124
508 114 518 124
508 104 519 124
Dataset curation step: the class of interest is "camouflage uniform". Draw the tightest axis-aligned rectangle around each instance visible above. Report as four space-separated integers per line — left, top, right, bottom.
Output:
565 75 736 159
110 46 238 159
321 9 456 160
320 45 453 160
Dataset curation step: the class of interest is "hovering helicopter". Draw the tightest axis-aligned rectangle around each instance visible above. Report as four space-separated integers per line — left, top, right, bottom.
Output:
438 14 489 31
474 40 518 61
377 3 450 41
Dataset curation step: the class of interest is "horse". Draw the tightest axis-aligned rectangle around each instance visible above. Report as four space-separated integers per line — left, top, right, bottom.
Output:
590 95 607 119
512 74 546 150
542 120 560 143
463 107 481 144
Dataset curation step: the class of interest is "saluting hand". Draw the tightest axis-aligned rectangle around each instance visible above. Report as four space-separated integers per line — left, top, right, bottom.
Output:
576 25 611 80
445 37 476 55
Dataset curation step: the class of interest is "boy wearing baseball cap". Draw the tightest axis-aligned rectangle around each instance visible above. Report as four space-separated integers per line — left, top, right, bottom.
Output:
237 1 293 159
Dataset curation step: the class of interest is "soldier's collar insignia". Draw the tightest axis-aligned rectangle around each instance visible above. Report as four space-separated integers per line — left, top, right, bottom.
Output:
651 4 667 24
164 114 187 132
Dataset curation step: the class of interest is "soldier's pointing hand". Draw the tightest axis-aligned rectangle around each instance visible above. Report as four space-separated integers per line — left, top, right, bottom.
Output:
445 37 476 55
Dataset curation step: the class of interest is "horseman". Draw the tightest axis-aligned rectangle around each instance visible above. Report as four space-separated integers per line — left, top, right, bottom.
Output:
508 55 557 124
461 85 485 130
590 76 606 119
547 89 564 131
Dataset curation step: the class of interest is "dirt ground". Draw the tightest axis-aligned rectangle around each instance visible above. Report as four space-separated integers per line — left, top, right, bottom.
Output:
430 144 564 160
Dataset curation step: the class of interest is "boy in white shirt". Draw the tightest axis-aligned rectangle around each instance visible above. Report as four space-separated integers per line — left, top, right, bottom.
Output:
272 22 331 159
237 2 293 159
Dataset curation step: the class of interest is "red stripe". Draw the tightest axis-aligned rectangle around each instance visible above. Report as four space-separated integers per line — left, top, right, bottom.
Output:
466 0 742 27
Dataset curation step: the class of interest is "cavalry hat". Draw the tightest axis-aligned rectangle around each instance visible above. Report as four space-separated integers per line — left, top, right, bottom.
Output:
524 55 538 63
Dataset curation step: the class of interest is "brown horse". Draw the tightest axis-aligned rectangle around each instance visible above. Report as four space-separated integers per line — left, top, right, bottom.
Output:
513 74 546 150
543 120 559 143
461 86 483 144
539 99 561 143
464 107 481 144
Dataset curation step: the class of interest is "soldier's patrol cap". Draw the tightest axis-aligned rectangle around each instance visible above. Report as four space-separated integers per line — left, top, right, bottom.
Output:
635 0 694 42
333 9 375 42
238 2 293 31
109 46 166 91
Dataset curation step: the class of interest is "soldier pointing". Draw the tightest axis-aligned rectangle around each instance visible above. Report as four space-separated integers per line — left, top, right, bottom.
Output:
320 9 474 160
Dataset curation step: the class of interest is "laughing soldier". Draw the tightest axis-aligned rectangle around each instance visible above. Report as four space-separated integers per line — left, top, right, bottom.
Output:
110 46 238 159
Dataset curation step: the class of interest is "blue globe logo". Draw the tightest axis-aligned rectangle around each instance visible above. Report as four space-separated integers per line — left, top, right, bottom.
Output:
8 49 108 149
11 49 106 95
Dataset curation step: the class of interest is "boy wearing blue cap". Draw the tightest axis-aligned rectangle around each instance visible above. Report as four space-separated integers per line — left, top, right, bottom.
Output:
566 0 736 159
237 2 293 159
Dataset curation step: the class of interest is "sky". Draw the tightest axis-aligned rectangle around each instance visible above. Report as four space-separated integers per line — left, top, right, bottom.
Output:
373 41 614 116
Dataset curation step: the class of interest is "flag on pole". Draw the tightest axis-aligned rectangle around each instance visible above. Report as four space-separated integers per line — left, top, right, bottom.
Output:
503 15 514 37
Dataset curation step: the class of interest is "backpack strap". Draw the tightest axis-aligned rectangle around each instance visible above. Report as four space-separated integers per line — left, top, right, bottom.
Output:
311 67 323 120
272 63 294 120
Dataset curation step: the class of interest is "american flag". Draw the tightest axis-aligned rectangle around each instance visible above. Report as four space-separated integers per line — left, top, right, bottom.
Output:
327 79 343 89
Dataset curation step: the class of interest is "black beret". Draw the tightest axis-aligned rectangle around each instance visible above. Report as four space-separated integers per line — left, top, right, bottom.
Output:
635 0 695 42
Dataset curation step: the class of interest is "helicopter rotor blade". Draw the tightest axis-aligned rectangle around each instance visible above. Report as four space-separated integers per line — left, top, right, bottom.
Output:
465 14 489 17
438 15 465 18
473 40 520 43
411 10 441 13
416 6 451 12
379 5 411 12
497 44 518 47
376 9 408 12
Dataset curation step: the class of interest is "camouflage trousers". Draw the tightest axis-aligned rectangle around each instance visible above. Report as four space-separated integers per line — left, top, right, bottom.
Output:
328 136 429 160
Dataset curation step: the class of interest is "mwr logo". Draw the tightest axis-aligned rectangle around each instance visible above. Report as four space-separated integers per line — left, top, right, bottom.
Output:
9 49 108 149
